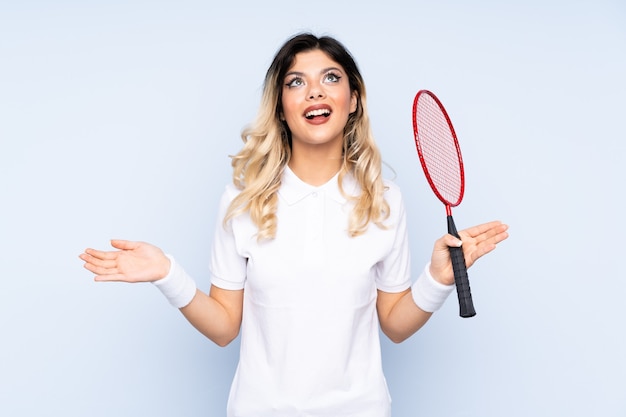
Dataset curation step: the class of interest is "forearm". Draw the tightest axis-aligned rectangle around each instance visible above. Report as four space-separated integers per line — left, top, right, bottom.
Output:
152 256 242 347
179 288 242 347
378 264 454 343
380 290 433 343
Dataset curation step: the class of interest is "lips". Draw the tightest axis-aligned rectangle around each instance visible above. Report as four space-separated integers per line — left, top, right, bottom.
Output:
304 105 332 120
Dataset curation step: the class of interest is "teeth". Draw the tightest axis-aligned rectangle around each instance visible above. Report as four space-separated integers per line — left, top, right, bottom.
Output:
305 108 331 118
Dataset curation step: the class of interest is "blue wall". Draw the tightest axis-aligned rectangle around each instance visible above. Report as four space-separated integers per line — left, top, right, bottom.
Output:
1 1 624 416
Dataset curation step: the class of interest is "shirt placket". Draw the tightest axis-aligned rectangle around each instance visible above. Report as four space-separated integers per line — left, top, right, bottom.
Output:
305 189 325 259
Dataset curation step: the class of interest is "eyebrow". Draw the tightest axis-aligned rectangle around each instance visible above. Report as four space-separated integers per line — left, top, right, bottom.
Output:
284 66 344 79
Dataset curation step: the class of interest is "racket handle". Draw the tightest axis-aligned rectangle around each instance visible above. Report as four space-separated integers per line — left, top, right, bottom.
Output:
447 216 476 318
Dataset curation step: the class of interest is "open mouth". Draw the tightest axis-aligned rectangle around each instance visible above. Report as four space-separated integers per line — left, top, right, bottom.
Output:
305 108 331 120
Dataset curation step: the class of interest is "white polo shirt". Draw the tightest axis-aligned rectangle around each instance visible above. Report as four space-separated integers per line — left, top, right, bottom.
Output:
209 166 412 417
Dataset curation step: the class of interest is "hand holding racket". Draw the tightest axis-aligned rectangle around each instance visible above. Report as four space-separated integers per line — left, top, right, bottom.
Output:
412 90 476 318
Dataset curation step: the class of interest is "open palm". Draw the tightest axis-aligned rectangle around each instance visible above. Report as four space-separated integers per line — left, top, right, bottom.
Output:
429 220 509 286
79 240 171 283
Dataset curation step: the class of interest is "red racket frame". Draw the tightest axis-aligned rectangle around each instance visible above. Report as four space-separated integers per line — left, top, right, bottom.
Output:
412 90 465 213
412 89 476 318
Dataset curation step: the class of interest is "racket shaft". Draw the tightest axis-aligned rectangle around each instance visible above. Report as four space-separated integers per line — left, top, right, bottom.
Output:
447 216 476 318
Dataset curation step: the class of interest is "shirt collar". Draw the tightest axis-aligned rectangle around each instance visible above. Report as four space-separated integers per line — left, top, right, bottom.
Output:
279 165 360 206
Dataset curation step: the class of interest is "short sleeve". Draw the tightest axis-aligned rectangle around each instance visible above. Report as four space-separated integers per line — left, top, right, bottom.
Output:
209 185 248 290
374 182 413 293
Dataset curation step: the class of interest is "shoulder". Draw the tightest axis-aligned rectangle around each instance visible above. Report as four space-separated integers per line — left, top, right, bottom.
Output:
383 178 402 194
382 178 405 207
219 182 243 202
215 183 243 215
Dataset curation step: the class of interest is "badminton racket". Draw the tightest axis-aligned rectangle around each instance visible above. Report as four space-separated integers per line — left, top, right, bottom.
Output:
412 89 476 318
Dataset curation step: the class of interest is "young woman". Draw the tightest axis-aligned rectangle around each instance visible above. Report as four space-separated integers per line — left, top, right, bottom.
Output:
80 33 508 416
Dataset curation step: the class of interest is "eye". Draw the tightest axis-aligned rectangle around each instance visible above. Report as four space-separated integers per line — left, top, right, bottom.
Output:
324 72 342 83
285 77 304 88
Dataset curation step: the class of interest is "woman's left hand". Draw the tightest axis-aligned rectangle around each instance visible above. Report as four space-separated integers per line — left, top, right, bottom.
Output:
429 220 509 286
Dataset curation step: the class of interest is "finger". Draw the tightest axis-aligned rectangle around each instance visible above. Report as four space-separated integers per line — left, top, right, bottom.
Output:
94 273 129 283
79 252 118 268
461 223 508 247
443 234 463 248
81 260 117 275
83 247 120 261
462 221 507 239
475 225 509 247
110 239 140 250
465 228 509 266
491 228 509 245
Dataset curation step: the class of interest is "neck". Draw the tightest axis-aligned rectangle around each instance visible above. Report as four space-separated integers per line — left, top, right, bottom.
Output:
288 146 342 186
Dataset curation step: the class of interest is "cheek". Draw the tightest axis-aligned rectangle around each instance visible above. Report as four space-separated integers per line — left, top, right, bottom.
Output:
337 90 356 114
281 94 297 119
280 98 297 130
349 93 357 113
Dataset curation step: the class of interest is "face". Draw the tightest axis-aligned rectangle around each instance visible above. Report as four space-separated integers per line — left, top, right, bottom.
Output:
281 49 357 154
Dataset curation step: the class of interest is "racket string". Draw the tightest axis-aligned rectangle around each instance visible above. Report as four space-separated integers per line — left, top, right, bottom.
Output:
416 94 462 205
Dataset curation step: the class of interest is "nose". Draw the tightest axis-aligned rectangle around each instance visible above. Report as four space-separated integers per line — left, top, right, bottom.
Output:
307 84 325 100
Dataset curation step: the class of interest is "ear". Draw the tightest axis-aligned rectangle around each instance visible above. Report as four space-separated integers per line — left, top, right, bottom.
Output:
349 91 358 114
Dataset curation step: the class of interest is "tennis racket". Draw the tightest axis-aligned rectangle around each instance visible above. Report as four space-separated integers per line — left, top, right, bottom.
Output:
412 90 476 318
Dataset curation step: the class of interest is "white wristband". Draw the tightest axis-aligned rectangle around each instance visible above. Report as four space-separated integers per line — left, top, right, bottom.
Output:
411 263 455 313
152 255 197 308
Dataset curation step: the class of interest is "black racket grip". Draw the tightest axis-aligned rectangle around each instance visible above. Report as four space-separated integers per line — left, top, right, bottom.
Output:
447 216 476 318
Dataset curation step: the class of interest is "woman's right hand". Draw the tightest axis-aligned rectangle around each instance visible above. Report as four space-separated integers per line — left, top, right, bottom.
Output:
79 240 171 283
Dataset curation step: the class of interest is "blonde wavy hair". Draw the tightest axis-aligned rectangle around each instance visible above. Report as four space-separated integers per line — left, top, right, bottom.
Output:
225 33 389 240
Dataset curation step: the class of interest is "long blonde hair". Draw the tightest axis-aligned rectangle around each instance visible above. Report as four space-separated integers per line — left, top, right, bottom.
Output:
225 33 389 240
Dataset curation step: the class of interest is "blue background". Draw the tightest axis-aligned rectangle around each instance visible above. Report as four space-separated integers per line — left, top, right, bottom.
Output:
1 1 624 416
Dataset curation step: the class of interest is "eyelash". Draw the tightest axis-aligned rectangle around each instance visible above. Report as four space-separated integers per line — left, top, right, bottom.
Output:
285 78 303 88
324 72 341 83
285 72 342 88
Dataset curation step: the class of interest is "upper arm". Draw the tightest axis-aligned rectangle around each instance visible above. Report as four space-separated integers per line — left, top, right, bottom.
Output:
180 284 244 346
376 288 411 327
209 284 244 330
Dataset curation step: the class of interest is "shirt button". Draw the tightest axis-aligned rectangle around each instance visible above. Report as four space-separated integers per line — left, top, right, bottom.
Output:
311 192 318 198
